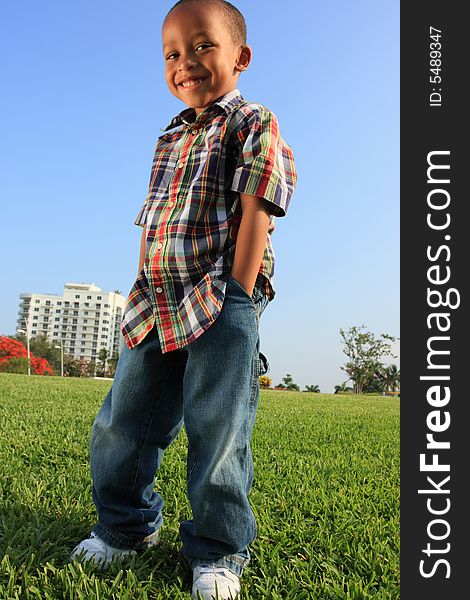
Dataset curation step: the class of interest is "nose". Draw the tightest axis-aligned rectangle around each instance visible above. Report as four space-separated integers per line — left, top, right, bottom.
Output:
178 50 197 71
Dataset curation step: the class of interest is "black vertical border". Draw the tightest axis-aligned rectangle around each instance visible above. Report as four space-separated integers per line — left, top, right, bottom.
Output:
401 2 467 598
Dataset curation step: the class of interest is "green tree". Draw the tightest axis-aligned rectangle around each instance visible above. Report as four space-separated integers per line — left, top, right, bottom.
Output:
107 352 120 378
16 333 60 374
304 385 320 393
97 348 109 377
86 359 97 378
379 364 400 394
340 325 398 394
334 383 353 394
276 374 300 392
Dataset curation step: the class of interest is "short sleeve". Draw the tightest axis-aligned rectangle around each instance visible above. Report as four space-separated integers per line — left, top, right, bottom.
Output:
229 106 297 217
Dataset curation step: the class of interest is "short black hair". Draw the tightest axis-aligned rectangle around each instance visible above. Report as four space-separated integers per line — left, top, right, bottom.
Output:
165 0 247 47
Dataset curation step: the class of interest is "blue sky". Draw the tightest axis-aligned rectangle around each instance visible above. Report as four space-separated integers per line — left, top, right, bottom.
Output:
0 0 399 393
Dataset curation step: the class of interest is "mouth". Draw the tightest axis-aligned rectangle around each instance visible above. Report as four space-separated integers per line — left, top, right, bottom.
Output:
178 76 208 90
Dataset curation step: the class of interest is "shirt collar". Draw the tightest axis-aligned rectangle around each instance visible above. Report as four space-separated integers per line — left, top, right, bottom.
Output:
160 88 245 132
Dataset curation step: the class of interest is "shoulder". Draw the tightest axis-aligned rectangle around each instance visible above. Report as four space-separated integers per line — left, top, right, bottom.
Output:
228 101 282 143
232 101 280 126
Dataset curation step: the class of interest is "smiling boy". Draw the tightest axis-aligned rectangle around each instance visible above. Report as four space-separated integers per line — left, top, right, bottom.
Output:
71 1 297 598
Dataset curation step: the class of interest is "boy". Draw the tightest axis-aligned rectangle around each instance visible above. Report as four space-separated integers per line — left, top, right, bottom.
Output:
71 0 297 598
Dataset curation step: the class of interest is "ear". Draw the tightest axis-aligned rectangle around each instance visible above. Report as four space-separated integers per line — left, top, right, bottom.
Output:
234 45 252 73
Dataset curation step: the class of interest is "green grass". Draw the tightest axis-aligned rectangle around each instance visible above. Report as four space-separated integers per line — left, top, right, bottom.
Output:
0 373 399 599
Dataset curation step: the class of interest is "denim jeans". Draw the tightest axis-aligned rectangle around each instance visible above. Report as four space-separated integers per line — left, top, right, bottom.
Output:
89 273 270 577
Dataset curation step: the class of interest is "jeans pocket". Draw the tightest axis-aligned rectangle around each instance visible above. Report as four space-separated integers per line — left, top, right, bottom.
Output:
227 273 254 302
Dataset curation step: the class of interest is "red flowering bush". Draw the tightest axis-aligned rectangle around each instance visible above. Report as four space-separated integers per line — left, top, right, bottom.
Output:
0 336 55 376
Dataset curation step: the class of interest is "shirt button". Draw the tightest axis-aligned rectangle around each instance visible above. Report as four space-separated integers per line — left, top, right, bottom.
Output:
156 287 163 293
157 242 163 249
168 202 174 208
192 129 198 135
178 162 184 168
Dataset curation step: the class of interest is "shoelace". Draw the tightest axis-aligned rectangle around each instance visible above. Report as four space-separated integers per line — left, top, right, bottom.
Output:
197 564 233 577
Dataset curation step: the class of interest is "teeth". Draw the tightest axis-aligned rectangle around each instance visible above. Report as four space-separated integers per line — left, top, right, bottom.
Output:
181 78 203 87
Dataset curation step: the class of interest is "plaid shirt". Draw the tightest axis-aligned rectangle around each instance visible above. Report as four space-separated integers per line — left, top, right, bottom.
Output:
121 88 297 352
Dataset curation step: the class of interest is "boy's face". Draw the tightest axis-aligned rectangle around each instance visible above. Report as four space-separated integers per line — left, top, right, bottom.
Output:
162 4 251 115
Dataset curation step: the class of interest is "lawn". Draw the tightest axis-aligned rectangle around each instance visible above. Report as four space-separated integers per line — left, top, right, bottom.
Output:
0 373 399 599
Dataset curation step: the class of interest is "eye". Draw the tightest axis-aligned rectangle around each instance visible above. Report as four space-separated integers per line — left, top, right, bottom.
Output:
195 43 212 51
166 52 178 61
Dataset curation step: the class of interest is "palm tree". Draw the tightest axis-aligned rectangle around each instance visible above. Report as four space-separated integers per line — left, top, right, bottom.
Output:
304 385 320 393
98 348 109 377
383 364 400 394
334 382 353 394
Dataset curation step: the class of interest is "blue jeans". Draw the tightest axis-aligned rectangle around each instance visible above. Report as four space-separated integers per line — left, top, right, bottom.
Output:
89 274 270 577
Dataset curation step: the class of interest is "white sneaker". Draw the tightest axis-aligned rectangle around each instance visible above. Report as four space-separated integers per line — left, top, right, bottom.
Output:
191 564 241 600
70 529 159 569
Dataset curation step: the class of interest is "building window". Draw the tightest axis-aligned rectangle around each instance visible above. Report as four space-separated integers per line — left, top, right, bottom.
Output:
34 308 39 312
72 326 77 331
32 323 37 328
87 295 92 299
54 325 59 329
75 295 80 299
45 300 51 306
83 319 88 323
96 304 101 309
97 296 102 300
73 319 77 324
33 316 38 320
35 299 40 304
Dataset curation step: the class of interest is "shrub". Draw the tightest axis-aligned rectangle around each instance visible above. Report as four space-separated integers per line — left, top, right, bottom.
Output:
0 336 55 376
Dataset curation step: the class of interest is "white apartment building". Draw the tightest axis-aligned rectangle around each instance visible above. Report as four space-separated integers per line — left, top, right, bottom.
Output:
17 283 126 362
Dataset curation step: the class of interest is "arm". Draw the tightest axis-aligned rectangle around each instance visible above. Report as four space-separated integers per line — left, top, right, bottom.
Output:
138 225 147 274
231 193 272 297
